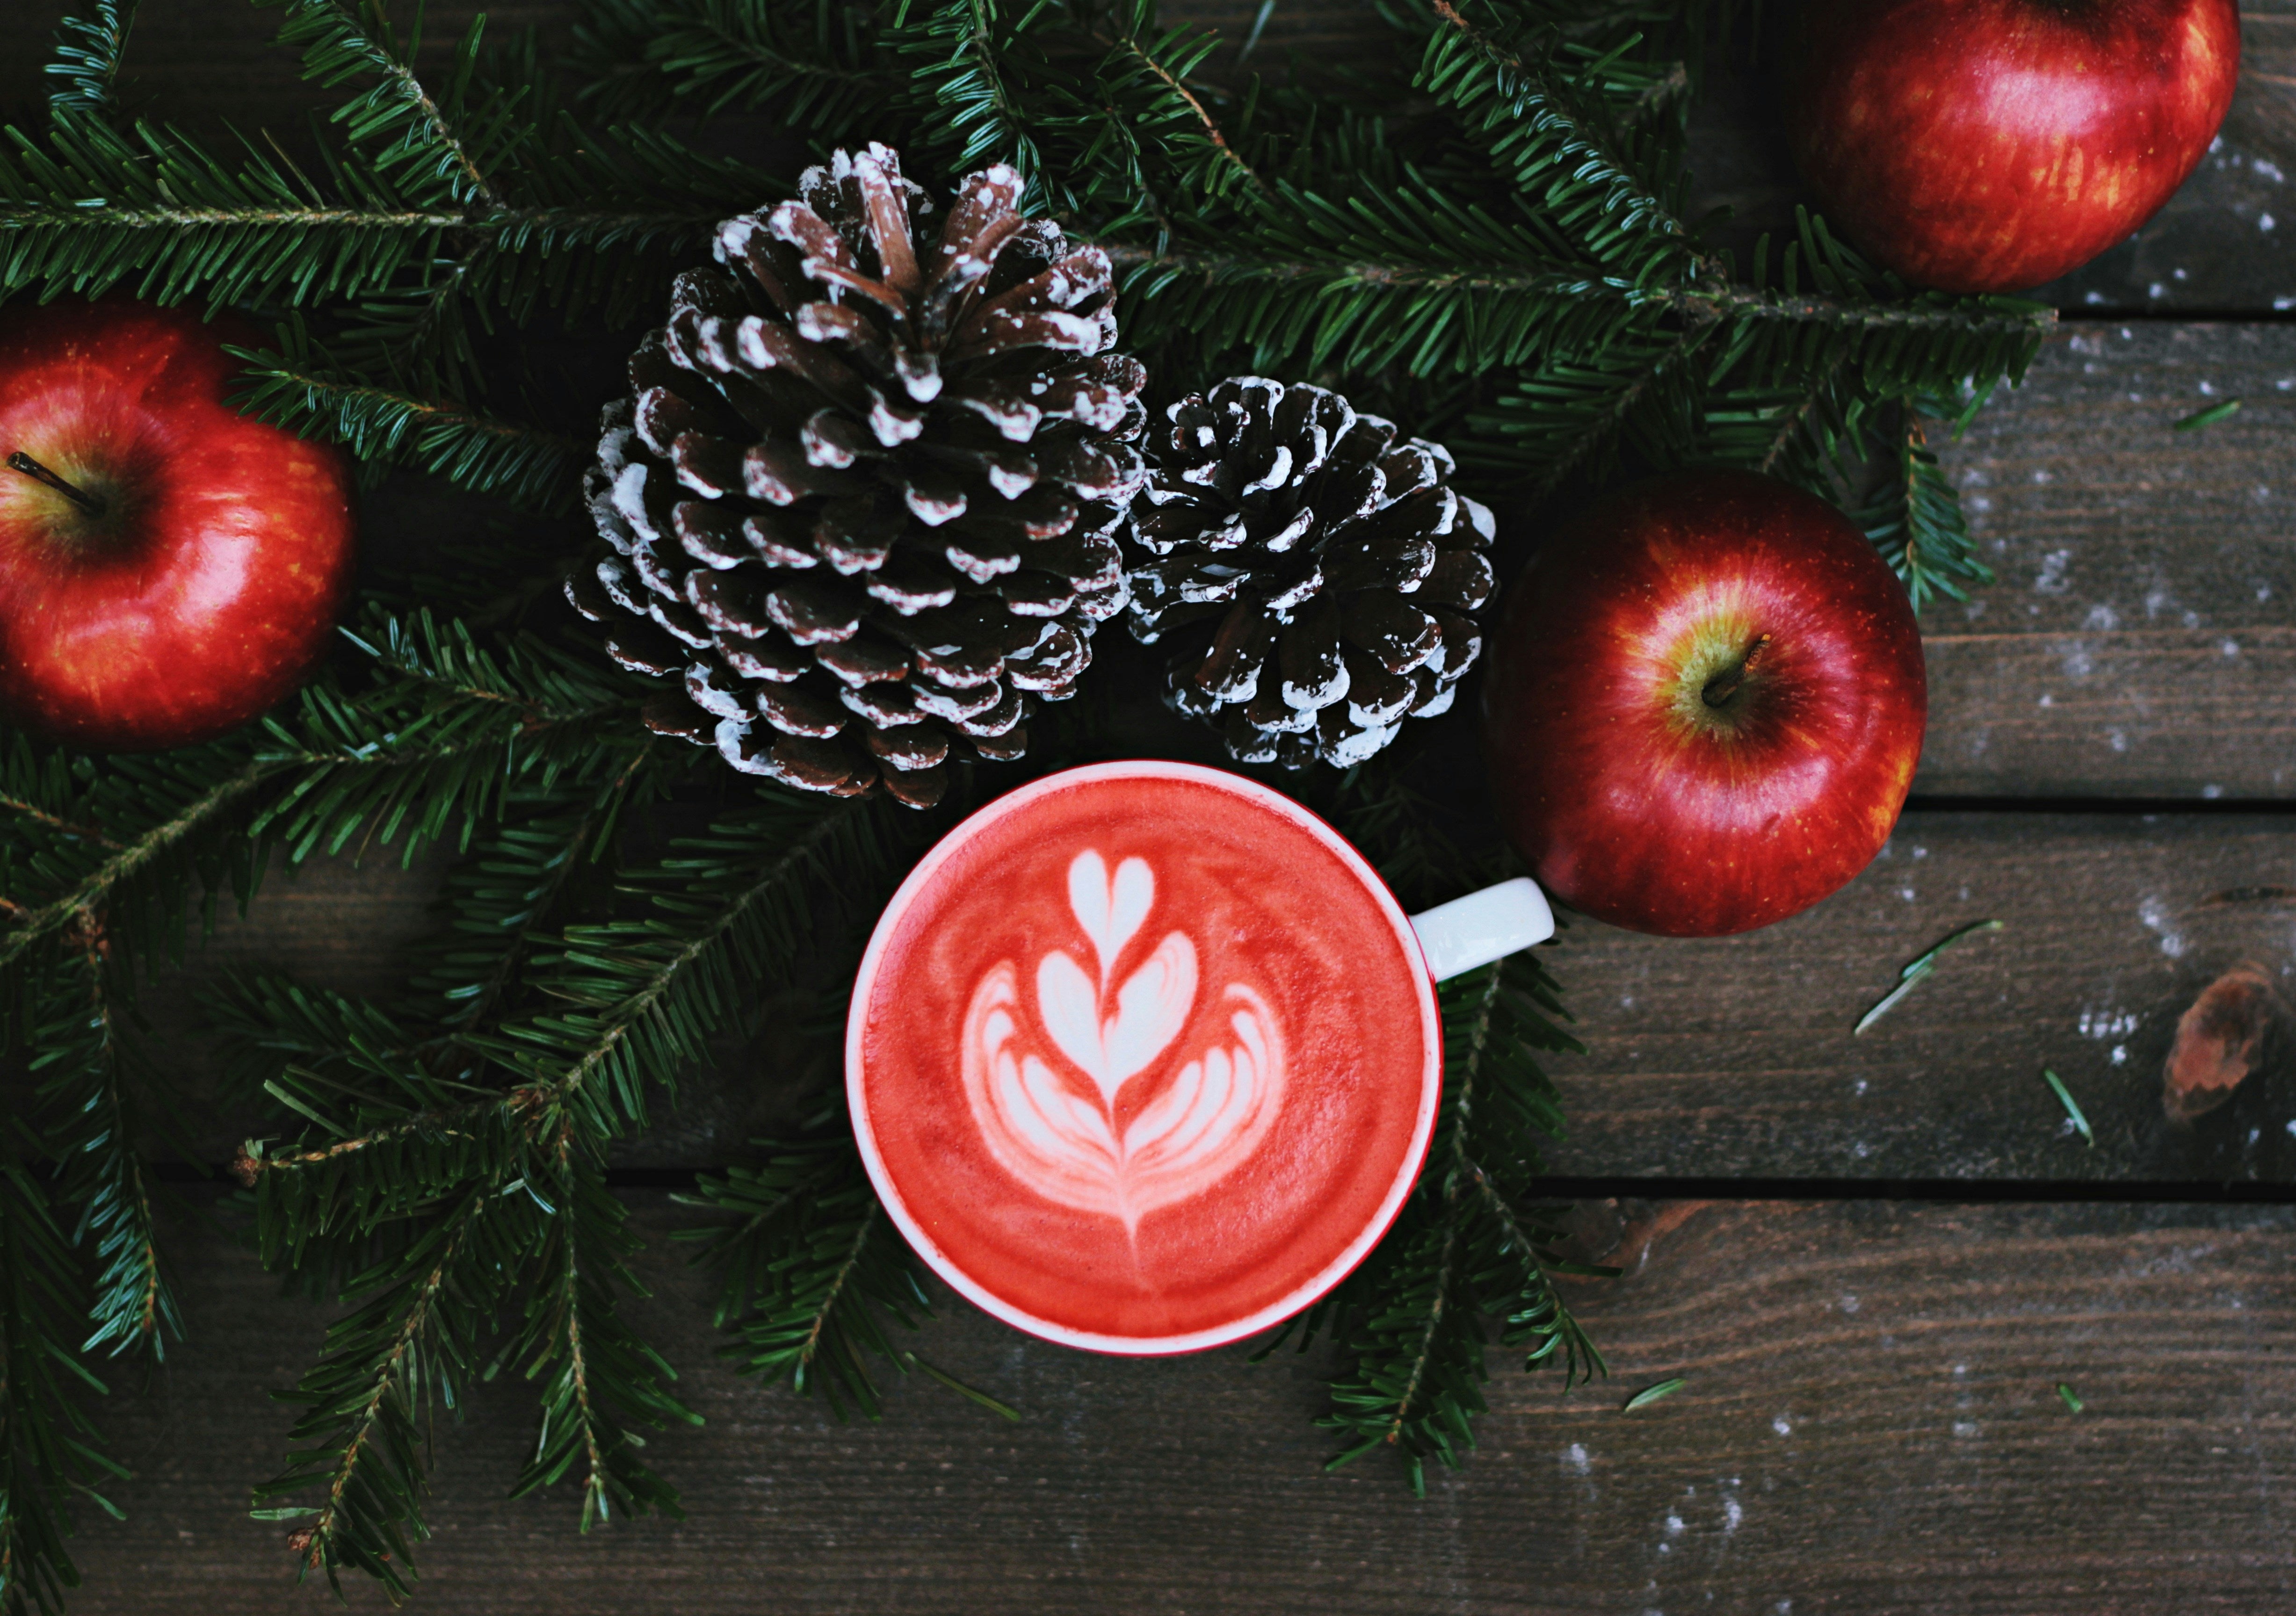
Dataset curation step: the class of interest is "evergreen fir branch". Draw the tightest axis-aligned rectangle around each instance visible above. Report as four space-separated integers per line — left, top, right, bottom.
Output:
1420 0 1696 271
0 1156 127 1616
677 1131 934 1421
1107 227 1655 379
1317 956 1596 1491
890 0 1051 192
409 759 654 1043
254 611 653 866
0 758 273 974
495 791 900 1141
571 0 896 130
1465 1155 1605 1382
213 978 509 1254
1320 1210 1482 1496
0 110 456 311
28 916 182 1365
1086 7 1267 218
229 325 584 513
1857 395 1995 612
45 1 139 123
506 1159 694 1525
1459 322 1706 493
261 0 508 209
254 1183 525 1598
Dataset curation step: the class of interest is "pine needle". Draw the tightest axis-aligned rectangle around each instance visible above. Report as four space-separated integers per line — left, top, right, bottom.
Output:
2174 399 2240 431
2056 1382 2084 1414
905 1353 1023 1422
1623 1377 1686 1411
2044 1069 2095 1148
1853 919 2004 1034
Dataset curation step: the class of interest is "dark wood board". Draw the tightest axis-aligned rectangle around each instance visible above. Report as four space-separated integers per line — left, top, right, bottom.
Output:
1924 322 2296 800
1546 809 2296 1184
57 1191 2296 1615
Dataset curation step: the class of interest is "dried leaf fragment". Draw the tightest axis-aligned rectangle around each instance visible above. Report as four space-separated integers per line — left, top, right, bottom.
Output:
2163 962 2286 1125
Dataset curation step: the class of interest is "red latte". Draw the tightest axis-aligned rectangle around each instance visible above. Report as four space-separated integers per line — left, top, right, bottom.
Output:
849 762 1440 1353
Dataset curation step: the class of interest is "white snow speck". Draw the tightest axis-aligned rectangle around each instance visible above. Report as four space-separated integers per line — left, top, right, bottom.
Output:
1772 1416 1792 1436
2138 895 2187 958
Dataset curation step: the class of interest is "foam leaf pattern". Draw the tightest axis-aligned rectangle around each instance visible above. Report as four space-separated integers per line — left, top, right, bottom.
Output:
959 851 1288 1232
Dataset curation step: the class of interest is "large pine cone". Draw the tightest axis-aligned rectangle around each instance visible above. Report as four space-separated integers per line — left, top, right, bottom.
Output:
565 144 1148 809
1122 378 1496 769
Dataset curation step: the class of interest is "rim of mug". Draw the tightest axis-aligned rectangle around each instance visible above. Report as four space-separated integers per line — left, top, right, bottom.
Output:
845 758 1443 1357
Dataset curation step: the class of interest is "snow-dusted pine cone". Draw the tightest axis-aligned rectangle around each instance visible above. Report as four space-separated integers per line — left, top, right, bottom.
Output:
1121 378 1496 769
565 143 1148 808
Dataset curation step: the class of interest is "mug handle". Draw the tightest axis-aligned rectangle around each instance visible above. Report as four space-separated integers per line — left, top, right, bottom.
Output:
1409 878 1556 982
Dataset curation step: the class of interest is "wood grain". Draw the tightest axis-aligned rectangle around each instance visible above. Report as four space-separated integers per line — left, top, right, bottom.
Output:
1923 323 2296 799
1544 809 2296 1183
55 1191 2296 1614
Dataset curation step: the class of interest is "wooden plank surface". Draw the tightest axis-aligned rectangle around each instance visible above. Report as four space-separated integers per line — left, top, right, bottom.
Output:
58 1191 2296 1614
1545 810 2296 1183
1925 324 2296 800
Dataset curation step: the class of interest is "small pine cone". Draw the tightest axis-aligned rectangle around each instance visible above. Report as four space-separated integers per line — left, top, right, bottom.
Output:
566 143 1148 809
1120 377 1497 769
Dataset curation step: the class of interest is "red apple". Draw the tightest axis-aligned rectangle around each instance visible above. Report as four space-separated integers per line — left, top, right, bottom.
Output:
0 299 355 751
1482 469 1927 938
1786 0 2241 294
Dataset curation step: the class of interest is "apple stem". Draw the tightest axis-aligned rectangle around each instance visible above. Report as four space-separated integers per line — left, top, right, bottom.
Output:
7 452 103 515
1701 633 1771 707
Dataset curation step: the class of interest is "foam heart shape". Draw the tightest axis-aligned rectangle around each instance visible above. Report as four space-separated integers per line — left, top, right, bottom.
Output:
1036 933 1197 1111
1069 851 1153 987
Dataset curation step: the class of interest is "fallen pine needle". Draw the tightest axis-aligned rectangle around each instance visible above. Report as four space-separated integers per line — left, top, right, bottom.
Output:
2044 1068 2095 1148
2174 398 2241 432
904 1352 1022 1421
2056 1382 2084 1414
1853 919 2004 1034
1624 1377 1686 1411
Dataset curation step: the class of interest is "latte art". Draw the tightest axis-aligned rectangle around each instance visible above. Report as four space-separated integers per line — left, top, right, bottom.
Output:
963 851 1288 1232
849 763 1442 1352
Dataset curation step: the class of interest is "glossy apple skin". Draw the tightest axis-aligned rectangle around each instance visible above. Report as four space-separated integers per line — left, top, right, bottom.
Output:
0 300 355 750
1787 0 2241 294
1482 470 1927 938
